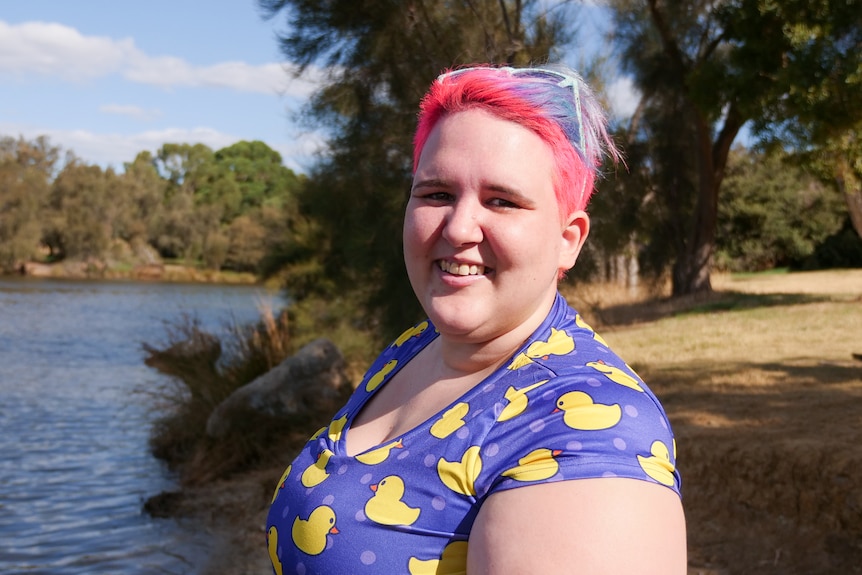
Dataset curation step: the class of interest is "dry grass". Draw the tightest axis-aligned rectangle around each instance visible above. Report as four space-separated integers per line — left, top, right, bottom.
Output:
567 269 862 574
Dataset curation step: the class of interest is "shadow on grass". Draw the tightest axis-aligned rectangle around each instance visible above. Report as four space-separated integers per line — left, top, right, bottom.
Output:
640 358 862 574
595 291 831 327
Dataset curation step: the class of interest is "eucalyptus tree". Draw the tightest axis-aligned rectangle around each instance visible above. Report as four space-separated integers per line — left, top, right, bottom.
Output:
0 136 59 271
46 159 116 260
609 0 862 295
258 0 580 340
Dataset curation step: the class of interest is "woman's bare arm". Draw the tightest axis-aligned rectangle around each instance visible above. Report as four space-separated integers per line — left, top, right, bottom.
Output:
467 478 686 574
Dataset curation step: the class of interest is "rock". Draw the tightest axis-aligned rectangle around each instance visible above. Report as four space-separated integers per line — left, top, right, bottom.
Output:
205 338 351 439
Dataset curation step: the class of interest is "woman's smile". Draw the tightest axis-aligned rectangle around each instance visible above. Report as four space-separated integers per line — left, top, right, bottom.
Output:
436 260 491 277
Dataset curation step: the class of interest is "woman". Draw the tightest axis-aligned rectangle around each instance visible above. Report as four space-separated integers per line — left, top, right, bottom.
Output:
267 65 686 574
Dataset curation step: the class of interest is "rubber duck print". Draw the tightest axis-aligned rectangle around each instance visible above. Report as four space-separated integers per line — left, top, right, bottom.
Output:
364 475 421 526
271 464 292 503
327 413 348 442
309 426 327 441
508 328 575 370
497 380 549 422
393 320 429 347
637 440 676 486
366 359 398 392
292 505 338 556
355 438 403 465
430 402 470 438
301 449 334 487
574 313 609 347
437 445 482 497
586 360 645 392
267 525 283 575
554 391 622 430
501 448 563 482
408 540 469 575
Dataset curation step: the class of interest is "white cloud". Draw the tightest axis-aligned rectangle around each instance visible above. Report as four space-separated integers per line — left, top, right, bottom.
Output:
0 20 319 98
99 104 162 121
607 75 641 120
0 20 130 80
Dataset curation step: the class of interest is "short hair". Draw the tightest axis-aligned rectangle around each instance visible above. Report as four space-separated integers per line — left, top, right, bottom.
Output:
413 65 620 216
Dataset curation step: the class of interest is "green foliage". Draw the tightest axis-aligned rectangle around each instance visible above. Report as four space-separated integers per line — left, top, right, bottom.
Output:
0 136 58 271
715 147 845 271
795 218 862 270
257 0 581 341
45 160 118 259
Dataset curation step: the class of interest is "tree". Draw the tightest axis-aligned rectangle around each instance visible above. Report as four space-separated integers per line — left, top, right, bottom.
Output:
0 136 59 271
118 151 168 245
46 159 116 260
609 0 862 295
716 147 845 271
259 0 580 341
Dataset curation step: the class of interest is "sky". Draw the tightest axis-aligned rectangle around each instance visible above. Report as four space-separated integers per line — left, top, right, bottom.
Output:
0 2 636 175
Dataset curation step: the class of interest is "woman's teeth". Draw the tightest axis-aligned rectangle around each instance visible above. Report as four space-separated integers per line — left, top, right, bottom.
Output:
438 260 486 276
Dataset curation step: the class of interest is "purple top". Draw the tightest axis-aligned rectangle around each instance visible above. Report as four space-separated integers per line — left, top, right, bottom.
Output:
266 292 680 574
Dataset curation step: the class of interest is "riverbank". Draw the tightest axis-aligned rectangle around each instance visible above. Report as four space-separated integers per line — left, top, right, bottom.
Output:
156 269 862 574
12 259 261 285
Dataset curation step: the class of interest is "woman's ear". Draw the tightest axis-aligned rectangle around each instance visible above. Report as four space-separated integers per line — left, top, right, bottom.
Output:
559 210 590 272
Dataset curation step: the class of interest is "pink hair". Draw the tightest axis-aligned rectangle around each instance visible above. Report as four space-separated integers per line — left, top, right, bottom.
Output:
413 65 618 216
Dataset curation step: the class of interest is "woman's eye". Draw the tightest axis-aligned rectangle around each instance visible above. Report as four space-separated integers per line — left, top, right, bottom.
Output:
488 197 520 209
420 191 453 202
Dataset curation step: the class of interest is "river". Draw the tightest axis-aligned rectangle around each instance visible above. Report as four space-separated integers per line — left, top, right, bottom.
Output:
0 277 283 574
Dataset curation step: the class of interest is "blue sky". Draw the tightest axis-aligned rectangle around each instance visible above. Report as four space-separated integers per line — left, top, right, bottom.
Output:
1 1 324 173
1 2 636 174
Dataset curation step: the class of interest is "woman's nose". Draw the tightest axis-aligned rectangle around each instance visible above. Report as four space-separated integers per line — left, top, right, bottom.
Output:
441 199 484 246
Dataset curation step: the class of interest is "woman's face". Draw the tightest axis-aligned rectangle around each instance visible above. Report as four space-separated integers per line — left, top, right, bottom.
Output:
404 108 588 344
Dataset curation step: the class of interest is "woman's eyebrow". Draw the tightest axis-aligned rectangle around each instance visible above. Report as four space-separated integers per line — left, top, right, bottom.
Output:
411 178 451 192
486 184 537 207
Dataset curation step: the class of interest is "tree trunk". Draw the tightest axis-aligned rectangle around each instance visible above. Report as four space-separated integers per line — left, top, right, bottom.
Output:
671 104 742 296
844 185 862 239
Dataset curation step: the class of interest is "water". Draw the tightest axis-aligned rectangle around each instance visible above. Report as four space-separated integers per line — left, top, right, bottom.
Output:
0 278 282 574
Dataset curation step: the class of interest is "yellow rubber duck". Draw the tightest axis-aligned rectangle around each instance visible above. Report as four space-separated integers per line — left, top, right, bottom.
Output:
575 313 609 347
508 328 575 370
393 321 429 347
408 540 469 575
308 426 327 442
497 380 549 422
271 464 292 503
301 449 334 487
355 438 403 465
637 440 676 486
586 360 645 392
430 402 469 438
327 414 348 442
292 505 338 556
267 526 283 575
555 391 622 430
437 445 482 497
501 448 562 482
364 475 421 526
366 359 398 392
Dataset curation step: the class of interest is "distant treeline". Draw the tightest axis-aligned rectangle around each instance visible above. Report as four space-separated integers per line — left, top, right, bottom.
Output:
1 132 852 286
0 135 304 275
